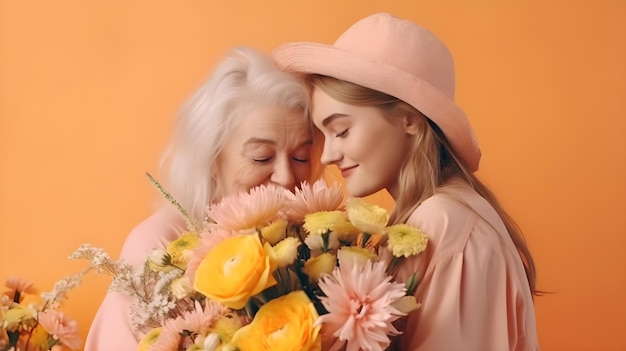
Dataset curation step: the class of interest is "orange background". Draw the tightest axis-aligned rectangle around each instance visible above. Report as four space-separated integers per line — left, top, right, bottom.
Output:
1 1 625 350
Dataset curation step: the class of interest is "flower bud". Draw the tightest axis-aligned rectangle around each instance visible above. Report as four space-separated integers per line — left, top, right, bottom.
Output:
261 220 288 245
270 237 301 268
203 332 220 351
149 248 172 267
303 253 336 281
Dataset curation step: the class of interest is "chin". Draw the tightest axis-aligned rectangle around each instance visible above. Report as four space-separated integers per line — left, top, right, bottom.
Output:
346 184 378 198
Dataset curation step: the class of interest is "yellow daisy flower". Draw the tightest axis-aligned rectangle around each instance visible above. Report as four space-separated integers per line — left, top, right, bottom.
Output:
167 231 200 267
213 313 244 344
303 211 346 236
386 224 428 258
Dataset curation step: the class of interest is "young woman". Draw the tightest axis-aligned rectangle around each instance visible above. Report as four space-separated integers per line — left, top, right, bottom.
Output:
86 47 319 350
274 13 539 350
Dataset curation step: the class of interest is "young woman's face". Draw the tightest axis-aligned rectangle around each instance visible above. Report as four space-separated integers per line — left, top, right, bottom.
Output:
311 88 414 198
215 104 313 197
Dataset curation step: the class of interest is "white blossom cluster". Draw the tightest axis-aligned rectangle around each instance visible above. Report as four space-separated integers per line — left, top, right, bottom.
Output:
69 243 192 336
129 267 183 334
40 269 89 310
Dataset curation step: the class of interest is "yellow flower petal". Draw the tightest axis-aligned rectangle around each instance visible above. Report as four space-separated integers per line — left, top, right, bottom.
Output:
337 246 378 267
213 313 244 344
193 234 277 310
303 211 345 236
346 198 389 234
303 253 336 281
138 327 162 351
386 224 428 258
167 232 200 267
271 237 302 268
261 220 288 245
391 296 422 314
232 291 321 351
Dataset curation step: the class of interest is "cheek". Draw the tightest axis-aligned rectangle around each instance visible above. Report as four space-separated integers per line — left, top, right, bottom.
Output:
232 163 272 190
293 162 312 183
218 160 272 196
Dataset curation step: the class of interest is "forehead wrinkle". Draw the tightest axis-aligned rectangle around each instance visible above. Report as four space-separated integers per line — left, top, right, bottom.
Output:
244 137 275 146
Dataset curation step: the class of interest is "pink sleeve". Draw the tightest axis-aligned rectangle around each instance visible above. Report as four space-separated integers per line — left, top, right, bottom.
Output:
85 292 138 351
85 206 187 351
392 194 539 351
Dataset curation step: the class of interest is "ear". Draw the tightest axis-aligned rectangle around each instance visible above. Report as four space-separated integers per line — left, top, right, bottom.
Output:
402 111 420 135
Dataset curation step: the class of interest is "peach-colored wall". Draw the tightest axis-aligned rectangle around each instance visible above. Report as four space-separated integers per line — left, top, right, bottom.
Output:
1 1 624 350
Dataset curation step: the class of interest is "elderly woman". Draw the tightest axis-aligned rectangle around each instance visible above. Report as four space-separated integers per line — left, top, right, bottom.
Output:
86 47 319 350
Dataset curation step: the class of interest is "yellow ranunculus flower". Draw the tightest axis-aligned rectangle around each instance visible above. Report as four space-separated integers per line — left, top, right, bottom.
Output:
231 291 321 351
386 224 428 258
138 327 162 351
346 198 389 234
261 220 288 245
193 234 277 310
303 253 336 281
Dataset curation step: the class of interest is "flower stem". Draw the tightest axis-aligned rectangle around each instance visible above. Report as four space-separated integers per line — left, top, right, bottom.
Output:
146 172 202 233
361 232 371 248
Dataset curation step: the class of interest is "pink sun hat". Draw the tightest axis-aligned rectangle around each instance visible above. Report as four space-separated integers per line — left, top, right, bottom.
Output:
273 12 481 172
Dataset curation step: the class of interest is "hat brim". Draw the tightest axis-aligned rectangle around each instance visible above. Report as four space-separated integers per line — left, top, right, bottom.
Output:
273 42 481 172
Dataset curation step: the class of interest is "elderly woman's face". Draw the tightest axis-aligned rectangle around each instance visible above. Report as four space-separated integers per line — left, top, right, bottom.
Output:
215 104 313 197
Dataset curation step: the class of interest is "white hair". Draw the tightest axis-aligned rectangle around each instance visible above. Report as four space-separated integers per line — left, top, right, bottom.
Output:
161 47 309 222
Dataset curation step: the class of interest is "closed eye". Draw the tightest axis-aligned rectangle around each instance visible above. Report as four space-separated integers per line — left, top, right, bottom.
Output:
335 129 349 138
292 157 309 163
253 157 272 163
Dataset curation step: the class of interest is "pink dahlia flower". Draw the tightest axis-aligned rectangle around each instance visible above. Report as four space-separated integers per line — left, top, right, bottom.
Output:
316 259 407 351
206 184 288 231
152 300 228 351
37 310 82 350
4 277 37 302
285 180 345 222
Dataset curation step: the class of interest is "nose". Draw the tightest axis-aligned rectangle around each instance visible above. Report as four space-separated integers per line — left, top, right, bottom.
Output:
320 141 341 165
270 156 296 190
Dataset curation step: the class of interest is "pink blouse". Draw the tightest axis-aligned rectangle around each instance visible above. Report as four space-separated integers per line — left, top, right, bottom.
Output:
85 206 188 351
391 178 539 350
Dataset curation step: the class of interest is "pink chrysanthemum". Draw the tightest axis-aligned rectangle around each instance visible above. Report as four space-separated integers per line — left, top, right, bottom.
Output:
4 277 37 302
206 184 288 231
37 310 82 350
152 300 228 350
285 180 346 222
185 228 234 286
316 259 407 351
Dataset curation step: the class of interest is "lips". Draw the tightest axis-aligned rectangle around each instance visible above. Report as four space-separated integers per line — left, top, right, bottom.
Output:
339 165 358 178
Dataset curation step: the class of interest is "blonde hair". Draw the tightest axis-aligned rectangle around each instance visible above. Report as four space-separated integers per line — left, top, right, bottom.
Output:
308 75 538 296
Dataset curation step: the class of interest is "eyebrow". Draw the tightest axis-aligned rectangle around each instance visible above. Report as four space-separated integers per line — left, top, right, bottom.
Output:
244 137 275 146
321 113 349 127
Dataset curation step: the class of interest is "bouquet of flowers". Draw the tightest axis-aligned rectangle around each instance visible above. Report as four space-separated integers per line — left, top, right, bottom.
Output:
72 177 428 351
0 273 86 351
